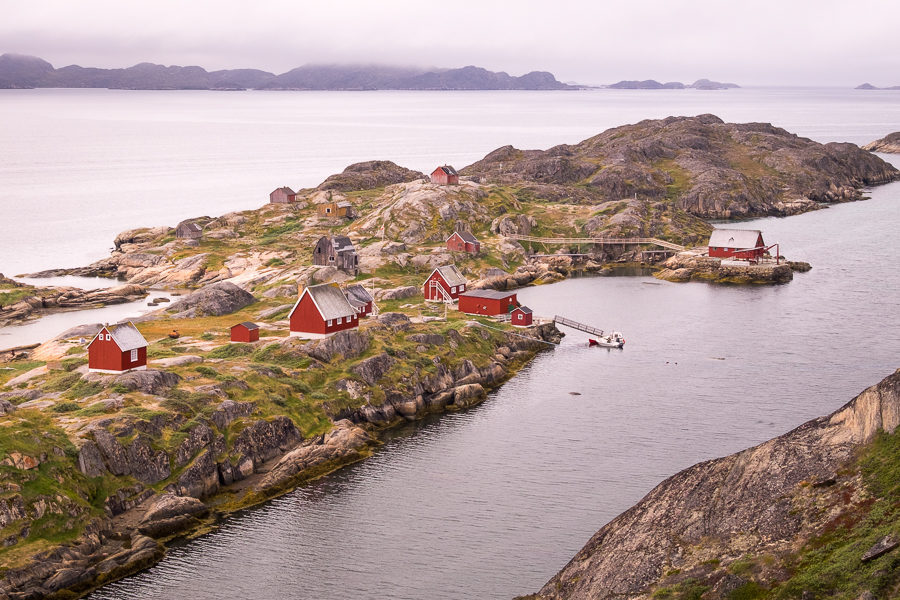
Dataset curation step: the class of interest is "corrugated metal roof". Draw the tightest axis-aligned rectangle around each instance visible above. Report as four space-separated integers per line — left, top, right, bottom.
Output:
93 321 147 351
305 284 356 320
708 229 762 249
331 235 355 252
233 321 259 330
336 201 352 208
344 284 373 305
460 289 517 300
432 265 466 287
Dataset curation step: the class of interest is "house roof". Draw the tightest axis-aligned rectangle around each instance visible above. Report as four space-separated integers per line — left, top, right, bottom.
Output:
331 235 355 252
708 229 763 249
460 289 517 300
454 230 478 243
435 165 458 176
429 265 466 287
344 284 374 306
274 186 295 195
176 220 202 232
291 283 356 321
336 201 352 208
90 321 147 351
232 321 259 330
514 305 533 315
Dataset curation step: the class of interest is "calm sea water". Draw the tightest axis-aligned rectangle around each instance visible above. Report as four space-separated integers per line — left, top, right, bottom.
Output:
0 89 898 599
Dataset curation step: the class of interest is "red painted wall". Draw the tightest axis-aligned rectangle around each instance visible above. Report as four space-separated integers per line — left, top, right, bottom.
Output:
430 168 459 185
458 293 518 316
709 234 765 260
290 294 358 335
88 330 147 372
231 326 260 342
447 233 466 252
424 272 466 300
511 308 533 326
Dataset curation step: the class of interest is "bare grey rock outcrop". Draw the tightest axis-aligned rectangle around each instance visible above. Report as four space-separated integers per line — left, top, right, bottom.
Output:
534 368 900 599
163 281 256 318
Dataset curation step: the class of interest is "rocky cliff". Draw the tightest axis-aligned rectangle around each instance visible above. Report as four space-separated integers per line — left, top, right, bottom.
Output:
463 114 899 219
863 132 900 154
529 369 900 599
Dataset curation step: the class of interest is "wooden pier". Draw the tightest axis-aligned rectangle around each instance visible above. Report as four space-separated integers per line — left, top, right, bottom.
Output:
505 234 686 252
553 315 606 337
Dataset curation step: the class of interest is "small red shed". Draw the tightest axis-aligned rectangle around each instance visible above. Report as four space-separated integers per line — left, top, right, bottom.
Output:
270 186 297 204
289 283 359 338
446 230 481 254
430 165 459 185
458 290 519 316
708 229 766 261
231 322 260 343
511 306 533 327
88 322 148 374
344 284 375 317
424 265 467 302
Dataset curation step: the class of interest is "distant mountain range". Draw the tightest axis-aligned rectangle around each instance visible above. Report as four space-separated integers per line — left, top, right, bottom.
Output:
0 53 572 91
606 78 739 90
856 82 900 90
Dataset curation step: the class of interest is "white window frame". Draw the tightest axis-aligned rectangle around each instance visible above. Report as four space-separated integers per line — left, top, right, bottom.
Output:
105 333 111 341
451 286 456 293
130 349 138 362
327 319 332 327
337 317 342 324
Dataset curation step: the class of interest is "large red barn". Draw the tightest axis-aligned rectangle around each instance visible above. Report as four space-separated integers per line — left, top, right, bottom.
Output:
231 322 260 343
458 290 519 316
430 165 459 185
424 265 467 302
88 322 148 374
446 230 480 254
708 229 766 260
289 283 359 338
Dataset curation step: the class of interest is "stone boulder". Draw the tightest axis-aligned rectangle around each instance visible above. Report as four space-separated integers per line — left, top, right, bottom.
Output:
351 353 396 385
305 329 370 362
374 285 418 300
862 131 900 153
85 369 180 395
377 312 411 331
164 281 256 318
138 493 208 538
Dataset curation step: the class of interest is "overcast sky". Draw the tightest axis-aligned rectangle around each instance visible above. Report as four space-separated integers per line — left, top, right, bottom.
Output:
3 0 899 86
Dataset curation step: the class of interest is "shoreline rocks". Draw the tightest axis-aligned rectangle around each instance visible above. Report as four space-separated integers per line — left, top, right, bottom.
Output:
862 131 900 154
0 283 147 328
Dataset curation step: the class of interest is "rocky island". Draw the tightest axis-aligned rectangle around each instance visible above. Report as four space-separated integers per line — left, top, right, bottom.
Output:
1 116 899 598
607 79 739 90
863 132 900 154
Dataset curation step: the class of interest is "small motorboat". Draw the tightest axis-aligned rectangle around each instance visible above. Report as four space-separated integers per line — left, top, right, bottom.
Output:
588 332 625 348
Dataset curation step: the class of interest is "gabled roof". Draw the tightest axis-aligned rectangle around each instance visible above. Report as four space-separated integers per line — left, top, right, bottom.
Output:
273 186 295 195
331 235 355 252
460 289 517 300
290 283 356 321
428 265 466 287
435 165 458 176
89 321 147 351
708 229 763 249
232 321 259 330
176 220 202 232
336 201 352 209
344 284 374 306
452 230 478 243
514 305 533 315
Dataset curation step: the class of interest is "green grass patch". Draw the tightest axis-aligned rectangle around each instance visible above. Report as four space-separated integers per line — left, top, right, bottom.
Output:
652 579 709 600
207 343 254 359
50 401 80 413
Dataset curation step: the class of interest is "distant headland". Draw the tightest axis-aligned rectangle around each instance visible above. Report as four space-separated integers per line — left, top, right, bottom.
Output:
605 78 739 90
0 53 573 91
856 82 900 90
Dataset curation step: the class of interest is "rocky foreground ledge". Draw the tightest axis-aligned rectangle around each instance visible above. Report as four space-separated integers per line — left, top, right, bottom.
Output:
0 320 561 599
523 368 900 599
654 252 811 285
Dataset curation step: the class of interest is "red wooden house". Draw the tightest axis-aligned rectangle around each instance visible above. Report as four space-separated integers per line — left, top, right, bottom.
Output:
270 186 297 204
446 230 480 254
708 229 766 260
511 306 533 327
289 283 359 338
430 165 459 185
458 290 519 316
231 322 260 342
424 265 467 302
88 322 148 374
344 284 375 317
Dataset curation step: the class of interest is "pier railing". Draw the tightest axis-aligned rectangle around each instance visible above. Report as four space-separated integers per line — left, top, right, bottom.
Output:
553 315 606 337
